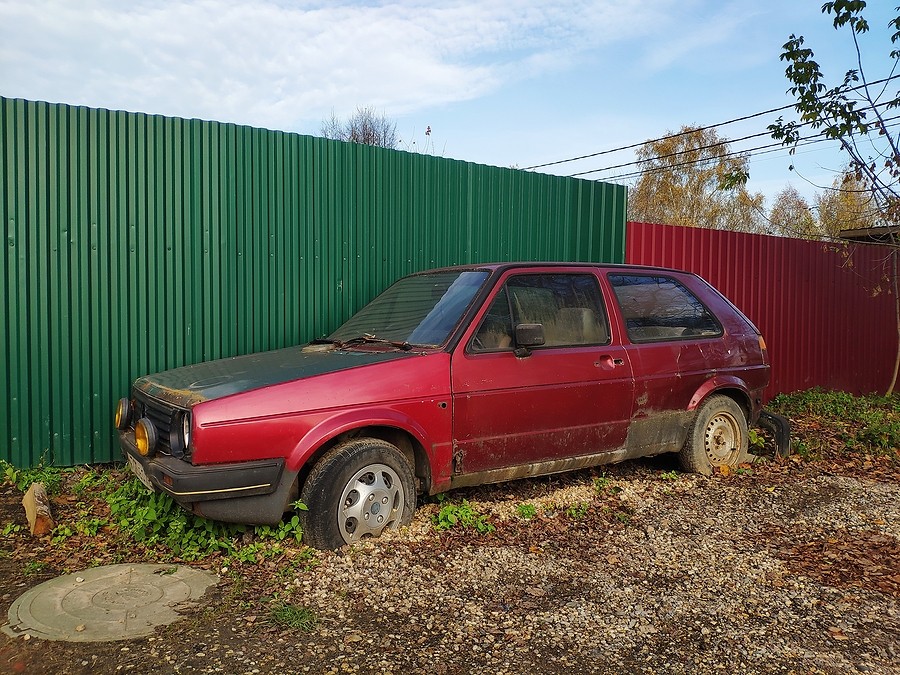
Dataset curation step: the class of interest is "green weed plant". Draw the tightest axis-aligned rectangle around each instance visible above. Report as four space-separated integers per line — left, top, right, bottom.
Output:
432 496 495 534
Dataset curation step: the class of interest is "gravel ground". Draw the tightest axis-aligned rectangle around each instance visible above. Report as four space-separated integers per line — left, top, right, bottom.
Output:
2 460 899 674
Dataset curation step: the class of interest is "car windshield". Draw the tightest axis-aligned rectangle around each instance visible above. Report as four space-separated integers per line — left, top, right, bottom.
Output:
329 270 490 347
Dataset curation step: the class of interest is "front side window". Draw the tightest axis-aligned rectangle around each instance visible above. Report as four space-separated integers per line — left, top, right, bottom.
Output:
331 270 489 347
608 274 721 342
471 274 609 351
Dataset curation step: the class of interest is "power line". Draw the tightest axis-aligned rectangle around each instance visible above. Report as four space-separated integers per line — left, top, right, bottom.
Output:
569 128 775 176
521 104 797 171
600 124 899 183
570 113 900 181
572 105 900 178
594 136 831 182
585 134 833 181
522 74 900 172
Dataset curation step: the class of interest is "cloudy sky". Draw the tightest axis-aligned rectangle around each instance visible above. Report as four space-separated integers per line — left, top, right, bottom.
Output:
2 0 898 207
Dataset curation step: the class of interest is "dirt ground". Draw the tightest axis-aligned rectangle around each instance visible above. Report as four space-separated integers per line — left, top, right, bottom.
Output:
1 450 899 675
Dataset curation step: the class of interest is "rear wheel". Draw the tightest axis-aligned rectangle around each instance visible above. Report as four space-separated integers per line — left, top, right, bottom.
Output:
679 395 749 475
299 438 416 549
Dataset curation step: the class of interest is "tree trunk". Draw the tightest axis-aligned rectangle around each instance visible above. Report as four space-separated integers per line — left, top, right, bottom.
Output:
887 242 899 396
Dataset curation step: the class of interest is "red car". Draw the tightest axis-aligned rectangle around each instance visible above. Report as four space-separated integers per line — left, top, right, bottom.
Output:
116 263 770 549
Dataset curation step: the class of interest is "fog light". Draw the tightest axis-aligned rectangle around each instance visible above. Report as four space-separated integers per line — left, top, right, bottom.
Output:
115 398 132 430
135 418 158 457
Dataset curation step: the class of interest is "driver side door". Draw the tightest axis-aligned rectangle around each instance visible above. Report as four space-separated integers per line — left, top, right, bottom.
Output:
450 270 634 475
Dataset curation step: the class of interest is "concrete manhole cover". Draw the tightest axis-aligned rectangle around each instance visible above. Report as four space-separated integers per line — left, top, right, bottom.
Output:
2 564 218 642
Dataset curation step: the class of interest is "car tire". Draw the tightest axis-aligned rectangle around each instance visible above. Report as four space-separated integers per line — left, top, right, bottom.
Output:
678 395 749 476
299 438 416 549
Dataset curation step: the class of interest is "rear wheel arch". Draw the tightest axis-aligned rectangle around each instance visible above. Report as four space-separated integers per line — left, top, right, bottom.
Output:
705 387 751 419
689 380 752 418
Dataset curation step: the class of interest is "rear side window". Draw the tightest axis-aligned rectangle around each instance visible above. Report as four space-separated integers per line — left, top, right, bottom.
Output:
471 274 609 351
609 274 721 342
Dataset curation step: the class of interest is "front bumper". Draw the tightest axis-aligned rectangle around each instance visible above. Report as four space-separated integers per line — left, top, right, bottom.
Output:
119 430 295 525
119 430 284 501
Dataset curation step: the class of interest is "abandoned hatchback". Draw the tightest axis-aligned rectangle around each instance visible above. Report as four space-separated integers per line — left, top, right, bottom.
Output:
116 263 770 549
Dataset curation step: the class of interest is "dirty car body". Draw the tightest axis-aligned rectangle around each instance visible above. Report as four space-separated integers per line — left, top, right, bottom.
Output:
117 263 770 548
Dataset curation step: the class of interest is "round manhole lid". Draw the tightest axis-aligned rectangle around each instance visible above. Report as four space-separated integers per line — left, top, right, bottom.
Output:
2 564 218 642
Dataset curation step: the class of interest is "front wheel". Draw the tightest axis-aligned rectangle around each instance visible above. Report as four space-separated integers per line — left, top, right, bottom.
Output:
299 438 416 549
678 395 749 475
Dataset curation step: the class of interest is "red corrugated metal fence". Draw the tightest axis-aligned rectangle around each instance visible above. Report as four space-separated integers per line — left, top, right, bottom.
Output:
626 222 896 401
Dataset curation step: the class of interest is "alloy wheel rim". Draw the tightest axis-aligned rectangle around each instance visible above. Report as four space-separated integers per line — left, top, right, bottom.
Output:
338 463 404 544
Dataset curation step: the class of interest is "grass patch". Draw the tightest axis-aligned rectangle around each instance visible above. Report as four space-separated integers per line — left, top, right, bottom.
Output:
515 503 537 520
269 603 317 631
565 502 589 520
770 389 900 458
2 458 69 495
23 560 47 575
0 460 307 562
593 474 612 494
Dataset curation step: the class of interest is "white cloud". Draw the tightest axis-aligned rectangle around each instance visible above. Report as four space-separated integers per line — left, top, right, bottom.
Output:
0 0 675 130
638 2 763 74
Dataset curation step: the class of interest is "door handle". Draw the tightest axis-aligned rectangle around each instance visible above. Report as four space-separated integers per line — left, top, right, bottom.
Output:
595 355 625 370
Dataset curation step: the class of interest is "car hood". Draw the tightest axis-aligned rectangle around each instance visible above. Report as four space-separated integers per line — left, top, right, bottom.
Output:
133 346 414 408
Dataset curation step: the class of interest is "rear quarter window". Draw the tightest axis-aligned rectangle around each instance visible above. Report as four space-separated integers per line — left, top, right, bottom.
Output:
608 274 722 343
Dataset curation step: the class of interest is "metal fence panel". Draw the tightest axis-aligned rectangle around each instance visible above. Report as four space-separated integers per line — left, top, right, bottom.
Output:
1 97 626 467
626 221 896 400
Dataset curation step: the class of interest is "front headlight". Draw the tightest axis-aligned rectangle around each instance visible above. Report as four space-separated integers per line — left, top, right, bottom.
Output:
135 418 158 457
169 411 192 459
181 413 192 450
115 398 132 430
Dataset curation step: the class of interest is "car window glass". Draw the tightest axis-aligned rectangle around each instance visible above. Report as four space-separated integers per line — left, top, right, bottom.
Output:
472 274 609 351
608 274 722 342
331 270 489 346
471 287 515 351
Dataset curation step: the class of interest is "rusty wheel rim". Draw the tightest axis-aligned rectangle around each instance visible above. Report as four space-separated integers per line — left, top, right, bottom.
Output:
703 412 741 466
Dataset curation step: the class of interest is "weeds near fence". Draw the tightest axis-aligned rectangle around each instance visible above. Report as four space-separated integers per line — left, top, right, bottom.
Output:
770 389 900 458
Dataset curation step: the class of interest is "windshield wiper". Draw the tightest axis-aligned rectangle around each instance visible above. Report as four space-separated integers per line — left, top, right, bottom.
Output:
330 334 414 351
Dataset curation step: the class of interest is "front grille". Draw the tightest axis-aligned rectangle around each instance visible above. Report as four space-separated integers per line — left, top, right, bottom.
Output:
132 389 181 456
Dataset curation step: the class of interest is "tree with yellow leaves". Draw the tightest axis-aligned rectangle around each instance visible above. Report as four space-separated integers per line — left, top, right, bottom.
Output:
768 185 820 237
815 172 879 237
627 126 767 233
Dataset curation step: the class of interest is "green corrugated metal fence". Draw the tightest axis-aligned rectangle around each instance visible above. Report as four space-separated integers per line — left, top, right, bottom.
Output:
1 96 627 467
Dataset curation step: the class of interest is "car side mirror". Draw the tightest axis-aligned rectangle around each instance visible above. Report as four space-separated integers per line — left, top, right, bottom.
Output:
514 323 545 357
